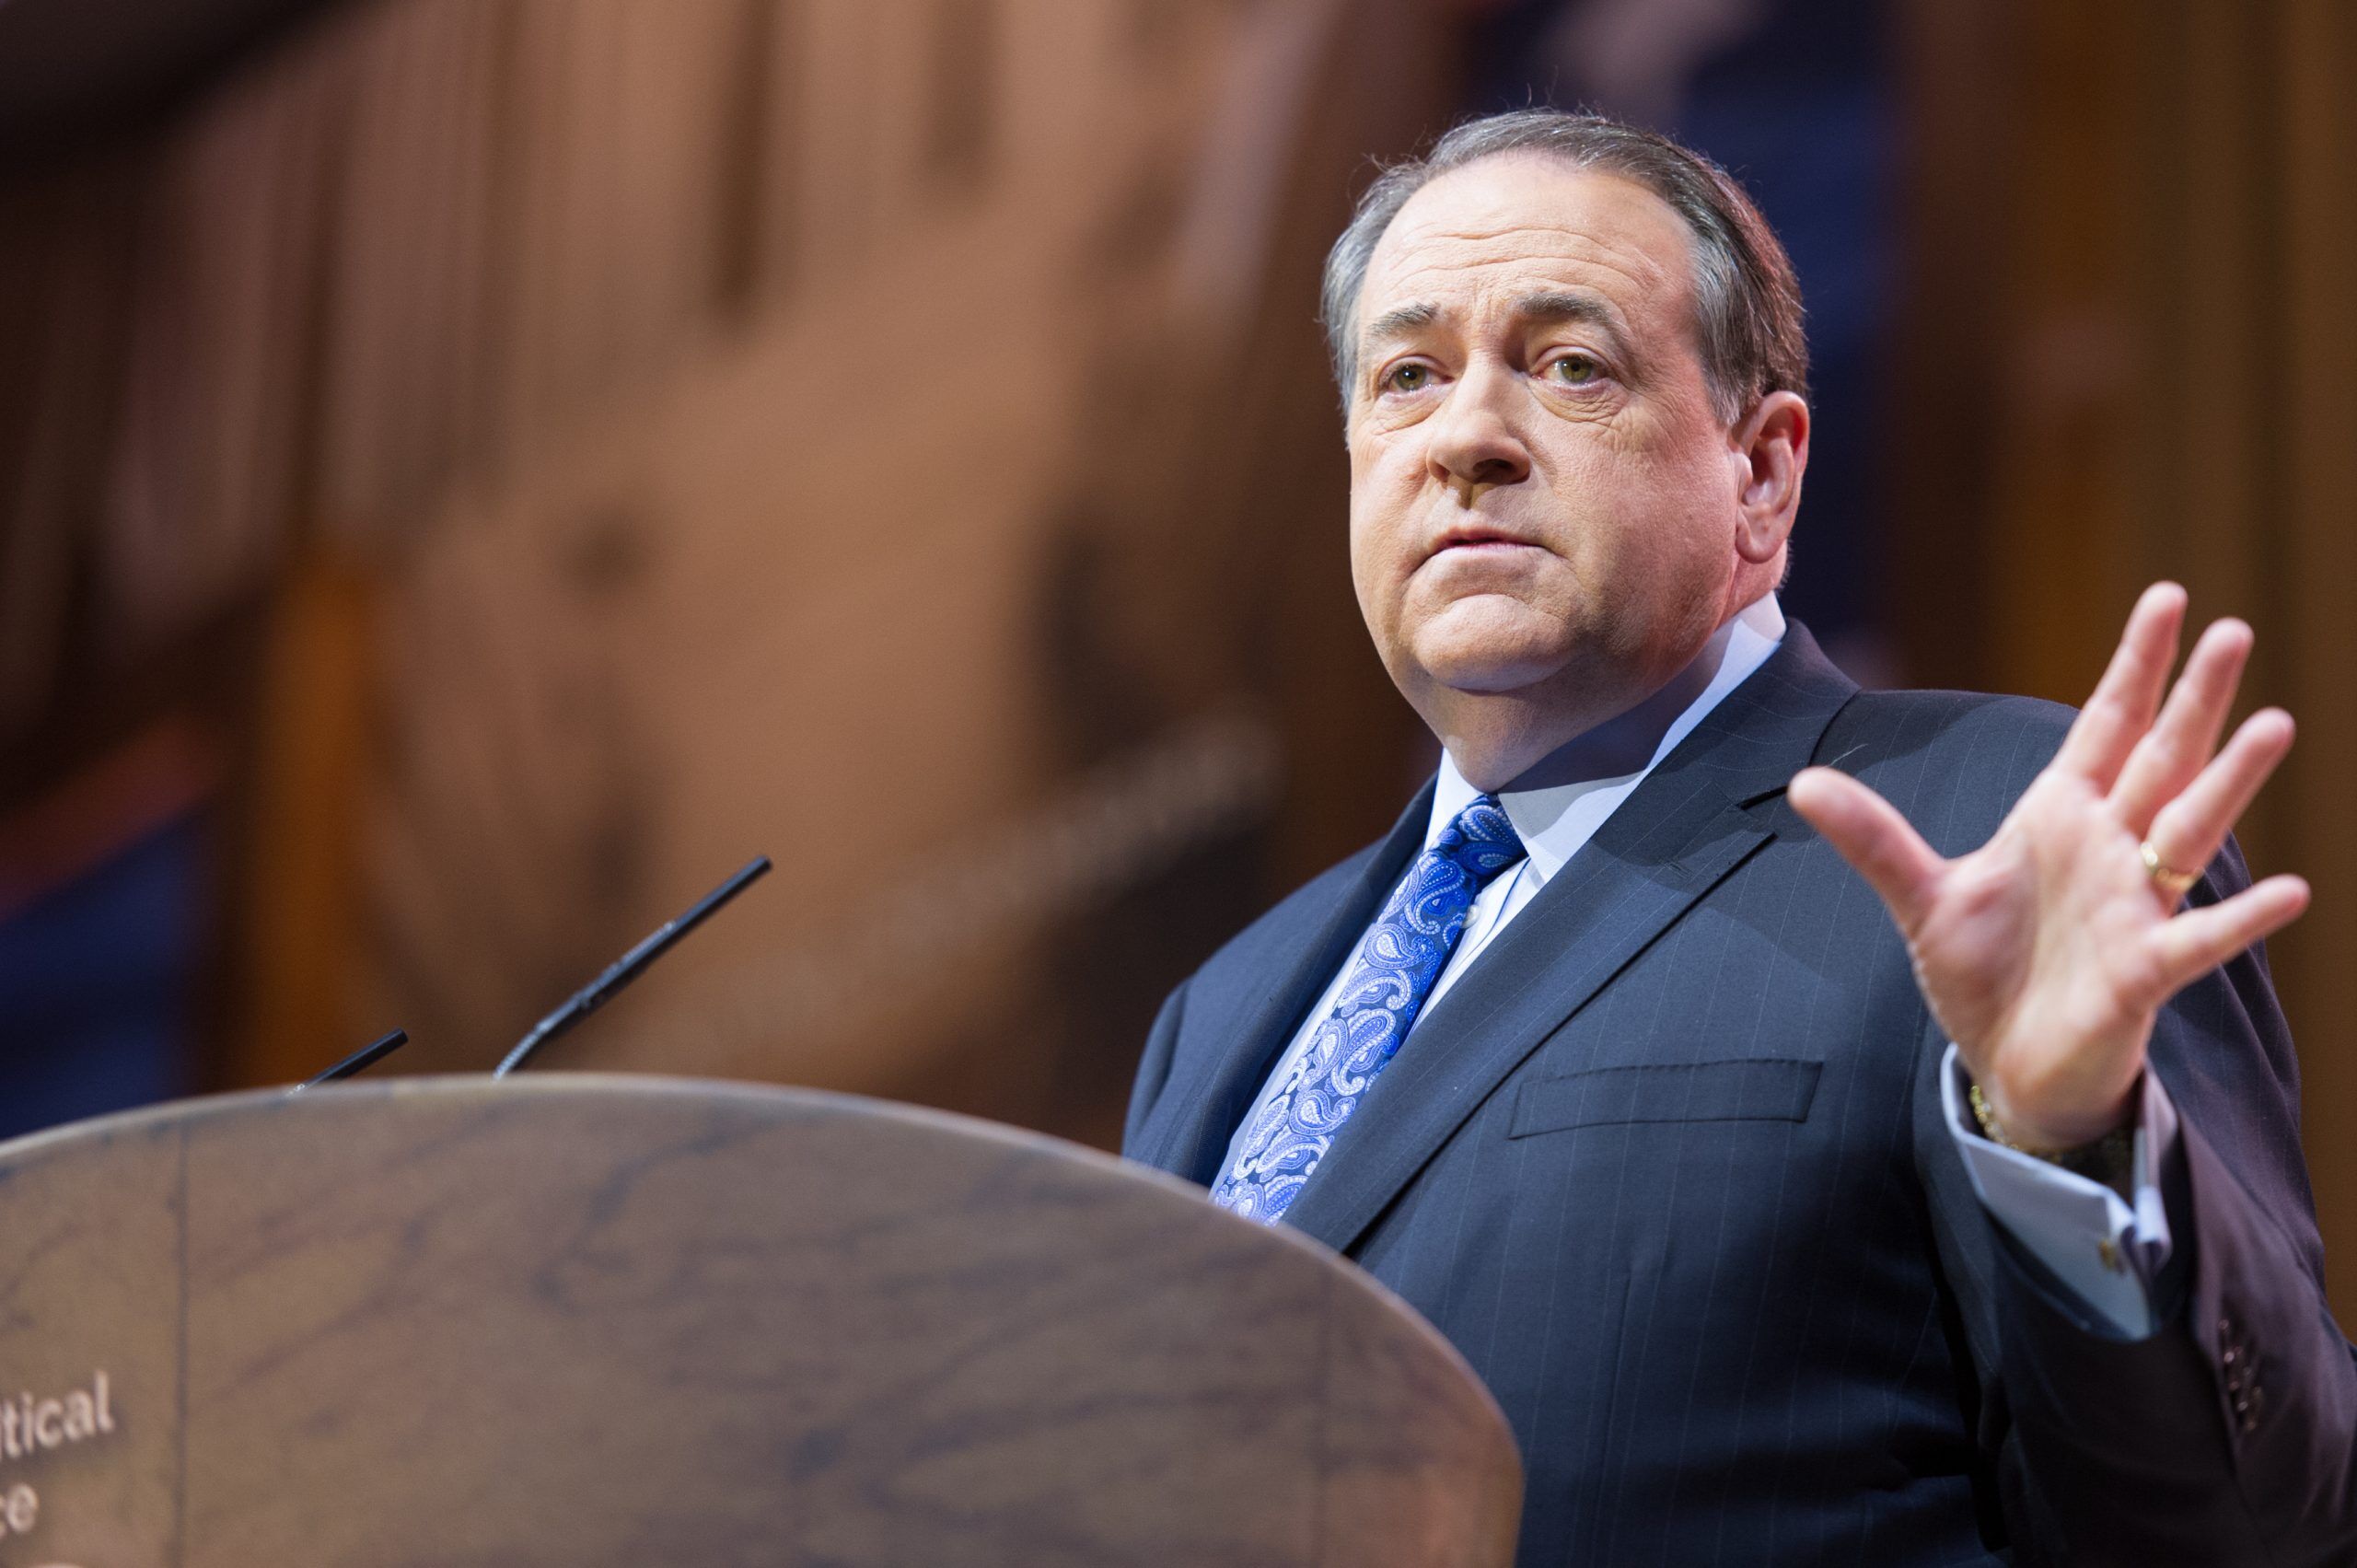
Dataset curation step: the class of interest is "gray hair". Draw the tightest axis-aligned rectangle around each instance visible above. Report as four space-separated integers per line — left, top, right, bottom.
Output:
1320 110 1809 423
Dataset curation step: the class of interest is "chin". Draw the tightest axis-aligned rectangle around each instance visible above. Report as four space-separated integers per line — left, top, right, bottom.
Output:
1409 623 1571 695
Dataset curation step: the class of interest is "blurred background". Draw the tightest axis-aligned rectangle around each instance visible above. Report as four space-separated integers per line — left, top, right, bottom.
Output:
1 0 2350 1300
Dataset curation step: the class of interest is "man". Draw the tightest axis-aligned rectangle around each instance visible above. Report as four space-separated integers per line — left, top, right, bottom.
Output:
1123 111 2357 1565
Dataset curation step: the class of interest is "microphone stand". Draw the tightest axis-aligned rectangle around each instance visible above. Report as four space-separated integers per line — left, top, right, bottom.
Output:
290 1028 410 1093
493 855 772 1077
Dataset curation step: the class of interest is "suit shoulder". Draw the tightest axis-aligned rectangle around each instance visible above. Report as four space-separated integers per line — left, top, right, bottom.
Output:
1824 688 2074 770
1819 689 2078 853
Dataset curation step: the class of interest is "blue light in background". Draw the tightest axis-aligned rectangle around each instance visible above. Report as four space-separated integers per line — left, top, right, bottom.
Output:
0 813 202 1141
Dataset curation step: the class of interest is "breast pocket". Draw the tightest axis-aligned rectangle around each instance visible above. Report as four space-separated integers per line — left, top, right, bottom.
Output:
1508 1058 1823 1138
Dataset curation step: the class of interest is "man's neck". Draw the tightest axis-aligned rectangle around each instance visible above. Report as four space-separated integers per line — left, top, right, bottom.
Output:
1450 594 1787 796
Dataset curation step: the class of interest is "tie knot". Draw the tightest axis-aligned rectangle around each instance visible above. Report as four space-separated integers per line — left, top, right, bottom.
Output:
1433 794 1524 885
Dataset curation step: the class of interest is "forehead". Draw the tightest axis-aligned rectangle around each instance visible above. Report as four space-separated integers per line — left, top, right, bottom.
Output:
1359 155 1699 331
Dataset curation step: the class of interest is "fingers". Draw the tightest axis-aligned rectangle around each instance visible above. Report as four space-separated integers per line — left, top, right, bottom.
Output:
2146 707 2296 879
1788 766 1946 931
2054 582 2187 790
2108 617 2252 835
2149 873 2311 997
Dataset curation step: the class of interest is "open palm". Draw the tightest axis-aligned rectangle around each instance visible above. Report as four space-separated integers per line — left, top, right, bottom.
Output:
1789 584 2310 1151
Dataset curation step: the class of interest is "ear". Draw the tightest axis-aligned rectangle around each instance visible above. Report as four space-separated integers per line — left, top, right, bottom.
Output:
1730 389 1809 566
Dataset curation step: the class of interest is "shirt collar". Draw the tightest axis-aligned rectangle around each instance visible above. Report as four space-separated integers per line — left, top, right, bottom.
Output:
1427 592 1788 877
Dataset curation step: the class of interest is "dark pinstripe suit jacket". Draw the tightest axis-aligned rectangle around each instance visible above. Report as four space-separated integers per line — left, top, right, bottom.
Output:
1124 624 2357 1566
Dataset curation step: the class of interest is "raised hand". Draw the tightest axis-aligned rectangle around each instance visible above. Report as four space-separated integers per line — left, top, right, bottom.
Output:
1787 583 2310 1151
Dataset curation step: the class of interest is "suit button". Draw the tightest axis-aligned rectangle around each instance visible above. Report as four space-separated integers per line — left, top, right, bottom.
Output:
2232 1378 2266 1435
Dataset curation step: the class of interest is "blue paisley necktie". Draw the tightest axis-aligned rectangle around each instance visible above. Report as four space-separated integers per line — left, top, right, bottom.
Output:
1211 795 1525 1224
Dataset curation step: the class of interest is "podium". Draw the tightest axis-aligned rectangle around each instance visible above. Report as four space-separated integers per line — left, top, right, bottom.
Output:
0 1074 1521 1564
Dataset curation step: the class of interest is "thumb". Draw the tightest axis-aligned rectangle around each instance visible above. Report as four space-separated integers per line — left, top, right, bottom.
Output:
1788 766 1946 932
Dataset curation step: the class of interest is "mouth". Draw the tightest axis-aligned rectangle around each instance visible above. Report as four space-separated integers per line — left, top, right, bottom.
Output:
1423 525 1545 564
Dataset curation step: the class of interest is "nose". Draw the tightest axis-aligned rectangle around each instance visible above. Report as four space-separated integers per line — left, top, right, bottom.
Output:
1425 365 1531 494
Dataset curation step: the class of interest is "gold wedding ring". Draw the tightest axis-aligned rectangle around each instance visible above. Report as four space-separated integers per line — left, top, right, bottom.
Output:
2142 840 2200 900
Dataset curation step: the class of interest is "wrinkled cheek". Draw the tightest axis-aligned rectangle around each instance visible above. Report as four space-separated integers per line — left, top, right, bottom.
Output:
1344 520 1402 657
1345 476 1422 621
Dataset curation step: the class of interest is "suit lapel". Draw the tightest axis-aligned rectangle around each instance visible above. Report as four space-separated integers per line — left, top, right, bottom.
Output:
1282 625 1860 1255
1133 782 1435 1185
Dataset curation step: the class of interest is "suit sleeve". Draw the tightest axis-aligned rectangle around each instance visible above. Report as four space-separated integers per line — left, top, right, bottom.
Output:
1919 834 2357 1566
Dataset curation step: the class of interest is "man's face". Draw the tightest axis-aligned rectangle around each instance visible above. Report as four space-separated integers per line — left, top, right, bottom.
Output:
1346 155 1757 741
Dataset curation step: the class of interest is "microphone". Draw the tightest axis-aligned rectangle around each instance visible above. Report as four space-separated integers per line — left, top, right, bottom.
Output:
493 854 772 1078
290 1028 410 1093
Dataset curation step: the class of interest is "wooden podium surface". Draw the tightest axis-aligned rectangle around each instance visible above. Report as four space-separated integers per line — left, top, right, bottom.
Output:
0 1075 1520 1566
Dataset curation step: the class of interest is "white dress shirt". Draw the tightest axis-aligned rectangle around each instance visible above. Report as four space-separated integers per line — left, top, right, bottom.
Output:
1220 591 2178 1336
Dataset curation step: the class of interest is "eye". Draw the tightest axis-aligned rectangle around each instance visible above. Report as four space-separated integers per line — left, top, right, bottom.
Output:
1381 361 1434 394
1547 353 1602 386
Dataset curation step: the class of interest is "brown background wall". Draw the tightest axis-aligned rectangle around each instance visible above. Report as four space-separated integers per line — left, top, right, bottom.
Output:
3 0 2353 1302
1894 0 2357 1307
0 0 1456 1155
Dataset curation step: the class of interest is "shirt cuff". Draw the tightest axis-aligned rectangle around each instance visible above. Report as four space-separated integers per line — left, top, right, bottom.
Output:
1940 1042 2179 1339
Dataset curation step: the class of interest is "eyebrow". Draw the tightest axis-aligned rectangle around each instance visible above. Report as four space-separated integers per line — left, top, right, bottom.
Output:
1360 300 1440 347
1358 289 1630 359
1510 289 1624 341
